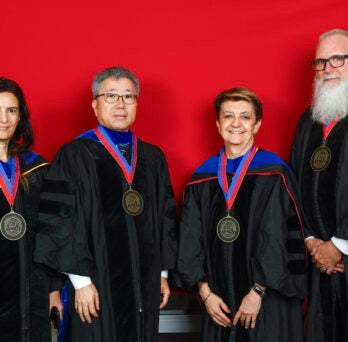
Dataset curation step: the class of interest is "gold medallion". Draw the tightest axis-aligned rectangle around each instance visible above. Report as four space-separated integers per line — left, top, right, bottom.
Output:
310 145 331 171
122 189 144 216
216 215 240 243
0 211 27 241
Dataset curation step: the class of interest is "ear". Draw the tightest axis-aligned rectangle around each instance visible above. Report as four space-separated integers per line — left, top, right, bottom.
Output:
92 99 98 117
216 119 221 134
254 120 262 135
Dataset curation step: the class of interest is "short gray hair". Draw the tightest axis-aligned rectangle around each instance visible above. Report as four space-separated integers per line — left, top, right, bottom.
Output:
319 28 348 41
92 66 140 98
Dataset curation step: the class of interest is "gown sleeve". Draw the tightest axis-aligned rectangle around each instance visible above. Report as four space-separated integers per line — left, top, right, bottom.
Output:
34 141 96 277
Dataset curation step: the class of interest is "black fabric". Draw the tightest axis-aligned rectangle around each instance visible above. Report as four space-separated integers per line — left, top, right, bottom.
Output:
0 154 57 342
176 154 307 342
290 109 348 342
34 138 177 342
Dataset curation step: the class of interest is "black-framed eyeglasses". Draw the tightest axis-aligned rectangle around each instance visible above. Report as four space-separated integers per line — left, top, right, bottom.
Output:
95 93 137 104
311 54 348 71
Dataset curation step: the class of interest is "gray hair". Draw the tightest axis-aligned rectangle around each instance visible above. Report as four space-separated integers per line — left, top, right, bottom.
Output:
92 66 140 98
319 28 348 41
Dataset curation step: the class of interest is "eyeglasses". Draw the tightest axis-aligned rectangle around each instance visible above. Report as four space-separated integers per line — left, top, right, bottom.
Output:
95 93 137 104
311 54 348 71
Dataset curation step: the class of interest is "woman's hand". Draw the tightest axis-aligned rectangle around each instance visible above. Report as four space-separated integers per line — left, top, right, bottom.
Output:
198 281 231 328
204 292 232 327
232 289 263 329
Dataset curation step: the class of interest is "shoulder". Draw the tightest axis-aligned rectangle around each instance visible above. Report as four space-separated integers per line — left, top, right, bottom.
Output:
296 108 313 128
20 151 49 175
139 139 165 156
251 149 291 172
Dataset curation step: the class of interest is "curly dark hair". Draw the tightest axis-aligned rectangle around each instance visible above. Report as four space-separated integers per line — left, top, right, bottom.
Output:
0 78 34 156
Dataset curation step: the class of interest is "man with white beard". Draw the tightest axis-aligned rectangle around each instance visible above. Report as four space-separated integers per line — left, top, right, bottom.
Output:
290 29 348 342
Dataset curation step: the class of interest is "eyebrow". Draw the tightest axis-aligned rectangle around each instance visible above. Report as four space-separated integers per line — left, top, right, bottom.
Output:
106 88 132 93
224 110 251 114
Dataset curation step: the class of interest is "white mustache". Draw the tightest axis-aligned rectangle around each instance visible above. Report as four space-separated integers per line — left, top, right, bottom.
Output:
323 74 340 80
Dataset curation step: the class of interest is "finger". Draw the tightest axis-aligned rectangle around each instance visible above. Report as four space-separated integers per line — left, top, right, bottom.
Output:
217 312 231 326
77 305 86 322
94 290 100 311
214 316 229 328
89 303 99 318
160 292 170 309
220 301 231 313
59 306 64 319
232 310 241 326
250 316 257 329
244 317 252 329
83 304 92 323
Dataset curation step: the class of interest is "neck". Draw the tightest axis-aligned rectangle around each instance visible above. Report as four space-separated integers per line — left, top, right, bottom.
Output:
0 141 9 162
224 140 254 159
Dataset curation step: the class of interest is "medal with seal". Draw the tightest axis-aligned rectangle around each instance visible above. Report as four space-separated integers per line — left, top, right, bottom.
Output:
122 187 144 216
0 209 26 240
310 145 331 171
0 155 26 240
310 116 339 172
216 214 240 243
217 146 258 243
94 126 144 216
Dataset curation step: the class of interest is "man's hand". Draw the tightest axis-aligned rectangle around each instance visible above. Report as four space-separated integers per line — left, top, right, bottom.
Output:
74 283 100 323
233 289 262 329
49 290 64 320
311 240 343 274
306 238 324 254
160 277 170 309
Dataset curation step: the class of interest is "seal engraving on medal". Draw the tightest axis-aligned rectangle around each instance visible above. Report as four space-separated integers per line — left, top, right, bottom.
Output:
216 216 240 243
310 145 331 171
122 189 144 216
0 211 27 240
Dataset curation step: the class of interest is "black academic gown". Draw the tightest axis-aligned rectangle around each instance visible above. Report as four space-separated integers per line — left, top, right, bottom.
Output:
34 135 177 342
176 149 307 342
290 109 348 342
0 153 55 342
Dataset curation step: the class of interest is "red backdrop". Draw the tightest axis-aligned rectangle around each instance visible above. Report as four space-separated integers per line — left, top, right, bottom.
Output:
1 0 347 200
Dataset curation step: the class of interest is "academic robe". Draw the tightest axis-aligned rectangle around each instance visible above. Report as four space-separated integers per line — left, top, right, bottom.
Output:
0 152 53 342
290 109 348 342
176 149 307 342
34 132 177 342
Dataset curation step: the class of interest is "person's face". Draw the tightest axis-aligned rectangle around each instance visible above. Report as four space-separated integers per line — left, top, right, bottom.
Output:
0 92 20 143
315 34 348 85
216 100 261 150
92 77 137 132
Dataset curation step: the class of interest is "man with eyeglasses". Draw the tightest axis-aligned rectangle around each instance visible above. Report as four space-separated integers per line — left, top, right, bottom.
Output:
34 66 177 341
290 29 348 342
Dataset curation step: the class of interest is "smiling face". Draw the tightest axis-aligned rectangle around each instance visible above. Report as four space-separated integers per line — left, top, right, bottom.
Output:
0 92 20 144
315 34 348 85
216 100 261 156
92 77 137 132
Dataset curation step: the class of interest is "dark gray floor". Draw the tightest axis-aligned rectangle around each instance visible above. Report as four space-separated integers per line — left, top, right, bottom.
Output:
159 333 201 341
53 329 201 341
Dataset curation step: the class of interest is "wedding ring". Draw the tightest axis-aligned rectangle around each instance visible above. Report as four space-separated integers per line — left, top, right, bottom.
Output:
320 267 327 273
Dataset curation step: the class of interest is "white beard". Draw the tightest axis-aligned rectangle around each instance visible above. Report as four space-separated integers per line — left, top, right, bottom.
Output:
312 75 348 123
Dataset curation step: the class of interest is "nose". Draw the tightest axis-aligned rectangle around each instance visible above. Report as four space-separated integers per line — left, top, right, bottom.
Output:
231 116 240 126
114 96 125 107
0 110 8 123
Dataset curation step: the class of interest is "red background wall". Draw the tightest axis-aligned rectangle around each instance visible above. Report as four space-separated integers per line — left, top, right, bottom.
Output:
1 0 347 199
